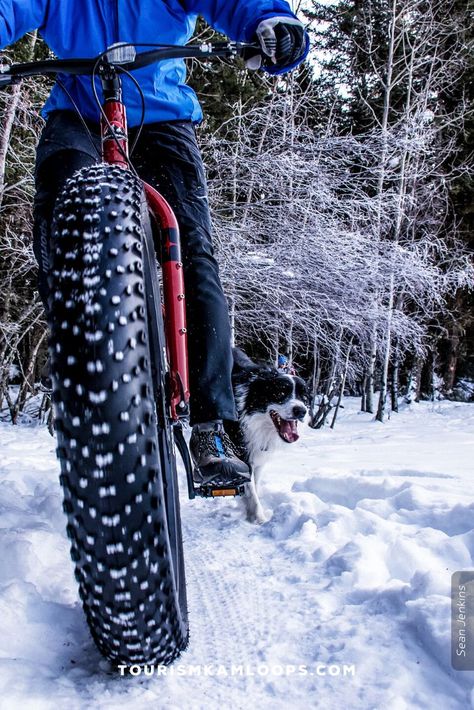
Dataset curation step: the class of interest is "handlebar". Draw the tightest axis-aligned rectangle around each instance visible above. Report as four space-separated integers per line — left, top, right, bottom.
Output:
0 41 260 86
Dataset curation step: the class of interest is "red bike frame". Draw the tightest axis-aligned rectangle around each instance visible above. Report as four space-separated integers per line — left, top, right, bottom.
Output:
100 71 190 420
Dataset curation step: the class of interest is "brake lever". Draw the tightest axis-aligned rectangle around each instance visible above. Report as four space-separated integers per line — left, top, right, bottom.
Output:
233 42 271 69
238 43 262 62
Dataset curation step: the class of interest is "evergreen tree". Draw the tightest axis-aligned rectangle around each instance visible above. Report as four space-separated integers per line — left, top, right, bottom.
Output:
187 18 268 133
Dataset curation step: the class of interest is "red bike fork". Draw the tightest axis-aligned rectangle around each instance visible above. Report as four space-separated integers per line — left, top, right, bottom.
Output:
143 184 190 419
100 68 190 420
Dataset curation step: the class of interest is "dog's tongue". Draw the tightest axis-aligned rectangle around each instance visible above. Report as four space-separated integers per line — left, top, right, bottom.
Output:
279 419 299 443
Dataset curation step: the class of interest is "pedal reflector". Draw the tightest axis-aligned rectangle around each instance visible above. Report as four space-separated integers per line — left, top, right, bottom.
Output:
211 488 238 497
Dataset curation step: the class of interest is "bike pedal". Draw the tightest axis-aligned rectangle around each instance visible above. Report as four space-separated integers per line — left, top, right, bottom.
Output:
194 483 246 498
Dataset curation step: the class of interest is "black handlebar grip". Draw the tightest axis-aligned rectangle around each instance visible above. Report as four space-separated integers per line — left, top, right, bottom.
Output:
239 45 261 62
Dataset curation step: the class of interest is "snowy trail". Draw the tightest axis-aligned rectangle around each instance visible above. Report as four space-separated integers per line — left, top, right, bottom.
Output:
0 400 473 709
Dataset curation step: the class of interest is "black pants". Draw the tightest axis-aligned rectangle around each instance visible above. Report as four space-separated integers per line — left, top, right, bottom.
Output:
34 110 236 425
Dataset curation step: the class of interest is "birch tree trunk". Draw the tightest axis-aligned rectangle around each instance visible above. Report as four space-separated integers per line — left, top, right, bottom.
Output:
331 337 353 429
360 375 367 412
391 341 399 413
0 32 37 204
374 0 397 422
0 84 22 203
365 330 377 414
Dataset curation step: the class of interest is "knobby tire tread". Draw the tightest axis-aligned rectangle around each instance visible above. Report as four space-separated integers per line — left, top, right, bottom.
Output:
49 164 188 666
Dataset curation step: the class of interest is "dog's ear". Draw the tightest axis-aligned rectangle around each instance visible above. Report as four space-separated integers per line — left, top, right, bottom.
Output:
232 347 258 371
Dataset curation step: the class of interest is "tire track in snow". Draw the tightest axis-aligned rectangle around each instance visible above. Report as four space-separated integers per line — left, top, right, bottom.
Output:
181 504 273 667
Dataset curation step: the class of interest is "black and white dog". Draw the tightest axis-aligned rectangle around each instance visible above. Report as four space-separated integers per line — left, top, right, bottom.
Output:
225 349 308 524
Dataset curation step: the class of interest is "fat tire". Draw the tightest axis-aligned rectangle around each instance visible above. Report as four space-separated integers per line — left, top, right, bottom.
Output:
49 163 188 666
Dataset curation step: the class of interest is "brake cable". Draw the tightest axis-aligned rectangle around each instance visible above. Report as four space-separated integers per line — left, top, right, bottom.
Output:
55 76 102 159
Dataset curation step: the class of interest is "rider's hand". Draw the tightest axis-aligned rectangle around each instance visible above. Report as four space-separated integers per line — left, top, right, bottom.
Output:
246 17 308 72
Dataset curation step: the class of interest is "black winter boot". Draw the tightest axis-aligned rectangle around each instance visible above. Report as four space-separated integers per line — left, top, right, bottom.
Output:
190 422 251 487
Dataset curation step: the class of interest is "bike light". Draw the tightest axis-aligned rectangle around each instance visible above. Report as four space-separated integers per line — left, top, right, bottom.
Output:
105 43 137 65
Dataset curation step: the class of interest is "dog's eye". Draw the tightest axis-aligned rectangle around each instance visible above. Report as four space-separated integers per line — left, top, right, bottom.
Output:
272 379 293 402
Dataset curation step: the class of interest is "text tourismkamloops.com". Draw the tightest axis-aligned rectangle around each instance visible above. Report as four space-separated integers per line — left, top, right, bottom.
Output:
117 663 357 677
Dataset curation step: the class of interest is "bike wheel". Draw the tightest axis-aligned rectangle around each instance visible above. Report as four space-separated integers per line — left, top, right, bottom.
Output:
49 163 188 666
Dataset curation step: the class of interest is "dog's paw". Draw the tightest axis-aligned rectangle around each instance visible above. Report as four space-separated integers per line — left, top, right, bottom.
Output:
246 508 270 525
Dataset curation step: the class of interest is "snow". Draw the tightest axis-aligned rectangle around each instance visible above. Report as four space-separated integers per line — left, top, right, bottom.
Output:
0 399 473 709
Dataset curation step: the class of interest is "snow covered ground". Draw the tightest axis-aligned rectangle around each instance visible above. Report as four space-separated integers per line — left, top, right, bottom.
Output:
0 398 473 710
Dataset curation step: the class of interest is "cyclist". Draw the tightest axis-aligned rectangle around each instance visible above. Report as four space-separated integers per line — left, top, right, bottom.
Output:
278 354 296 375
0 1 309 488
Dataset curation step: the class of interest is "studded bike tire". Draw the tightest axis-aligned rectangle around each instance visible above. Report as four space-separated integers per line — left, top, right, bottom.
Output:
49 163 188 666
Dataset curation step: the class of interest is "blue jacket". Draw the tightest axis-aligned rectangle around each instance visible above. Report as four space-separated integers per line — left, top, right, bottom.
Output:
0 0 309 126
